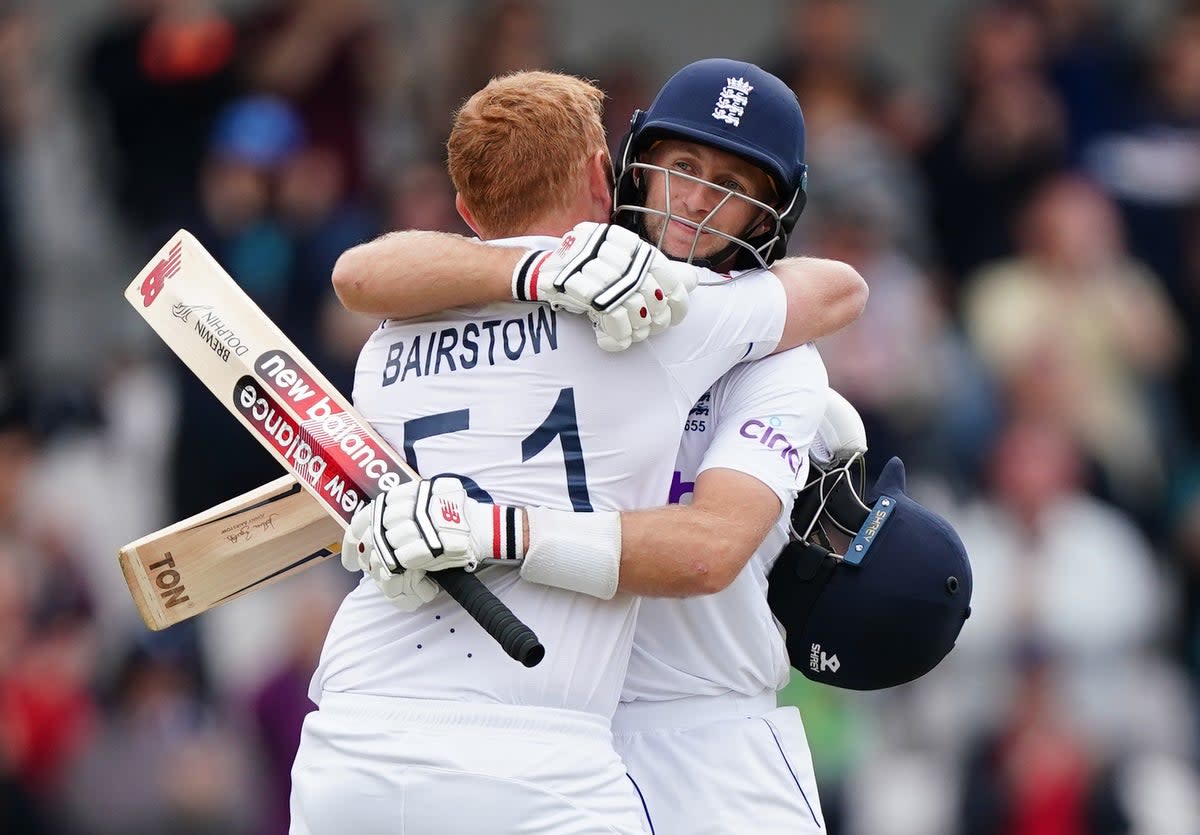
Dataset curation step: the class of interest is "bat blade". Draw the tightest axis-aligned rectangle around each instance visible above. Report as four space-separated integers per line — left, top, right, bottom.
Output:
119 475 341 630
121 230 543 665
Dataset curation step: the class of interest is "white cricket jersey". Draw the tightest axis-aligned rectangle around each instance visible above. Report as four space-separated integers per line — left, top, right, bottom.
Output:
620 345 828 703
313 237 787 718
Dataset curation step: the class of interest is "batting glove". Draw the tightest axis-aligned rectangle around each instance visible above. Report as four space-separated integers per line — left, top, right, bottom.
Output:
811 389 868 466
372 476 525 575
342 501 441 611
512 222 697 351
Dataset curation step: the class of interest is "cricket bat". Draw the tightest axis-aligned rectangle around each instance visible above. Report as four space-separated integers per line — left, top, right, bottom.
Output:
120 474 340 630
121 230 544 666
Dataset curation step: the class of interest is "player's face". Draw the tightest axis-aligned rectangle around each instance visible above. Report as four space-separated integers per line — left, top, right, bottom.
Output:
638 140 776 264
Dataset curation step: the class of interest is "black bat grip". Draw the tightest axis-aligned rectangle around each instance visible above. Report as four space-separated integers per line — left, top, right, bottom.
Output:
434 568 545 667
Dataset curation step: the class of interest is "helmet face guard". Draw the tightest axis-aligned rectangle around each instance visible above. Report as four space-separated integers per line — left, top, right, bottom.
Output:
614 160 793 272
613 59 808 271
790 448 870 544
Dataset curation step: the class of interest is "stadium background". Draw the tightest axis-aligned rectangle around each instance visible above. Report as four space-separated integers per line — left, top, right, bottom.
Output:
1 0 1199 831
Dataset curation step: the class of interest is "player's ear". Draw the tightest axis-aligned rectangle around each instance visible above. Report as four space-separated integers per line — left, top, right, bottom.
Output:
586 151 614 220
455 193 482 236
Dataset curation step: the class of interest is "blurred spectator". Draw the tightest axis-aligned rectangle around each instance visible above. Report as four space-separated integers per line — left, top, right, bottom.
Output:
768 0 936 152
1085 5 1200 313
591 49 656 161
0 547 46 833
60 640 256 834
1032 0 1137 162
1169 460 1200 687
770 0 932 259
0 4 31 370
766 0 890 113
958 646 1124 835
807 193 995 485
962 173 1185 514
166 95 304 520
1178 204 1200 445
442 0 559 132
239 0 392 198
384 157 466 235
921 0 1068 286
80 0 239 239
276 144 378 391
1 596 97 796
948 417 1172 744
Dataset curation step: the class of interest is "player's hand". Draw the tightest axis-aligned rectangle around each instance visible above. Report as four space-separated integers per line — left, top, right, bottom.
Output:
370 476 524 575
342 501 442 611
511 222 698 351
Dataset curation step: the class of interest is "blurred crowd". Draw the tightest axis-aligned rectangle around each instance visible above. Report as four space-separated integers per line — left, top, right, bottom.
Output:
0 0 1199 832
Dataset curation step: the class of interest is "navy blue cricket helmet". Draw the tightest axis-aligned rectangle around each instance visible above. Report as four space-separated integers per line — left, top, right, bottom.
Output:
614 58 808 270
768 456 973 691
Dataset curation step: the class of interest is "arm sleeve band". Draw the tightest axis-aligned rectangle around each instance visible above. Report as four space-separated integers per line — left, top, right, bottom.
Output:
519 507 622 599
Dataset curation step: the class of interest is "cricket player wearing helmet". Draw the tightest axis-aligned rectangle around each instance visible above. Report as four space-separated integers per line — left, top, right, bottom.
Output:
295 69 865 835
349 60 874 834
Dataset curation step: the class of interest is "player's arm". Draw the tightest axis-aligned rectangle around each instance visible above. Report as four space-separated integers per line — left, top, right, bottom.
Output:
332 230 521 316
333 222 697 351
770 257 869 353
609 348 827 595
351 470 779 605
609 469 781 596
346 350 828 607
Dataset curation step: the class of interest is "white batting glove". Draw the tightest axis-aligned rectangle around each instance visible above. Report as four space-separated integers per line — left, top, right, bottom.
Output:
811 389 869 466
512 222 697 351
342 501 442 611
367 557 441 612
341 501 375 574
371 476 525 575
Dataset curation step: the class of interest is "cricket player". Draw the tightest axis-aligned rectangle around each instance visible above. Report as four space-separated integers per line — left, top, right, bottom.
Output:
342 61 854 833
291 70 866 835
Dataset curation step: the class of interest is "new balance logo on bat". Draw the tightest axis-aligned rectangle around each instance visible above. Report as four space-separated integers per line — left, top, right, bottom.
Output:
138 241 183 307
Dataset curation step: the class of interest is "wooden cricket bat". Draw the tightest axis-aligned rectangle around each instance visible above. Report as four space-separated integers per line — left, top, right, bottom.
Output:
120 230 543 666
119 474 340 630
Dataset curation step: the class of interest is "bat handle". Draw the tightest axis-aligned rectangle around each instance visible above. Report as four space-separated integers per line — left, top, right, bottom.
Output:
433 568 545 667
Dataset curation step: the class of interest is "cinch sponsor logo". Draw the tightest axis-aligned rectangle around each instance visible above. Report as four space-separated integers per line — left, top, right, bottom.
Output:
738 419 803 474
668 471 694 505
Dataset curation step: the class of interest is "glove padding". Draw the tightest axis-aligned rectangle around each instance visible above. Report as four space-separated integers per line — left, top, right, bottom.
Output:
810 389 868 466
512 222 697 351
372 476 498 574
342 500 441 611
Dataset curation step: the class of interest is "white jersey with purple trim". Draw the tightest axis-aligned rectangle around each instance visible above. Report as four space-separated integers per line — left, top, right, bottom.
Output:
620 345 828 703
313 244 786 717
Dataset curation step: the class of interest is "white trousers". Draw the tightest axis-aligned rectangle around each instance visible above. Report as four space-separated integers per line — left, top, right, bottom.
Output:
291 692 650 835
613 692 825 835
